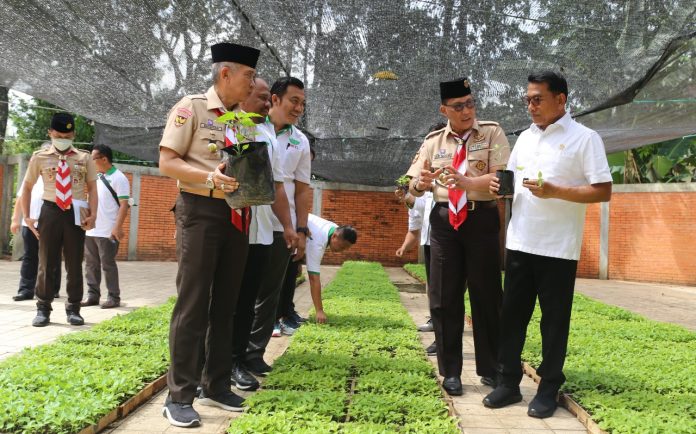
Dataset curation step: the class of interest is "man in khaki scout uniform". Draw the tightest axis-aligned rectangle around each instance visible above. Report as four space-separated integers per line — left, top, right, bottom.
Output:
20 112 98 327
158 42 260 428
407 78 510 396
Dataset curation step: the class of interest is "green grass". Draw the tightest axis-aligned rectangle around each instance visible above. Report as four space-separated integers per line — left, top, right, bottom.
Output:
403 263 427 283
0 299 174 434
229 262 459 433
403 263 696 433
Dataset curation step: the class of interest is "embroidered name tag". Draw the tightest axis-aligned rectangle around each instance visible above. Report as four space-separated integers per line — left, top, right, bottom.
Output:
200 119 223 131
435 149 452 159
469 142 489 152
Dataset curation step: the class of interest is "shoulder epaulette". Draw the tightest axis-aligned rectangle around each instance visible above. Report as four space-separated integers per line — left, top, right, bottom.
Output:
76 148 90 154
477 120 500 127
424 127 446 140
188 94 207 100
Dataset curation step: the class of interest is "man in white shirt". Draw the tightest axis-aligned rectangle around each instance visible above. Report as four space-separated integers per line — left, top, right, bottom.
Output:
395 190 435 339
10 148 61 301
484 71 612 418
305 214 357 324
244 76 312 376
229 78 296 390
81 144 130 309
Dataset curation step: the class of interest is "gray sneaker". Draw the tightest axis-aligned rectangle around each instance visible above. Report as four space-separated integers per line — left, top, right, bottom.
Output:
417 318 433 332
162 395 200 428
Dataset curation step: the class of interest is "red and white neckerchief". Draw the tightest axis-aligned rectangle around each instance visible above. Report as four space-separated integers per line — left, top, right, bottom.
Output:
448 131 471 230
55 152 75 210
213 107 250 234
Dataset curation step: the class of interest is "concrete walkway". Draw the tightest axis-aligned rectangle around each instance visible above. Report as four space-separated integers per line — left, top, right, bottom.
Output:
0 261 180 361
574 278 696 331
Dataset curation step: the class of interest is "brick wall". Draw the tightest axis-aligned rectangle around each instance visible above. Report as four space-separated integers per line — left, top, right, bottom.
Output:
320 189 418 267
133 174 179 261
607 191 696 286
577 203 601 278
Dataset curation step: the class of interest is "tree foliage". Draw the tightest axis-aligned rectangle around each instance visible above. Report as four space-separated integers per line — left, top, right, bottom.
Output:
4 97 94 155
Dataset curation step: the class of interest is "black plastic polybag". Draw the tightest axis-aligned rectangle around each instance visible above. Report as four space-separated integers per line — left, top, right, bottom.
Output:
220 142 275 208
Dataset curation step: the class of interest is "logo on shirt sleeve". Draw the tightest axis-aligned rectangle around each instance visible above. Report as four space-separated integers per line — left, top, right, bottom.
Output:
174 107 192 127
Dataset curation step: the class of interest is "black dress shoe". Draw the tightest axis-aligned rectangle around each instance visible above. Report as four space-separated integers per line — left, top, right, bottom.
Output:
483 385 523 408
32 310 50 327
480 376 497 387
442 377 463 396
13 292 34 301
527 393 558 418
425 341 437 355
231 364 260 391
66 310 85 326
80 298 99 307
244 358 272 376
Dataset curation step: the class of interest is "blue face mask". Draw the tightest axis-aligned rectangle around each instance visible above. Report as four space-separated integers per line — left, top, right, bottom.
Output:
51 138 73 151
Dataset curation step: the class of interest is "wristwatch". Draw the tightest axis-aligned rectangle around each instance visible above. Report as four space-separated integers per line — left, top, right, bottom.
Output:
205 172 215 189
296 226 309 236
413 177 425 193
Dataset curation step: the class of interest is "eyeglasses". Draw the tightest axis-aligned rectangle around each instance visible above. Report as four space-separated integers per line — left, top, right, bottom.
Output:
443 99 476 111
522 95 544 107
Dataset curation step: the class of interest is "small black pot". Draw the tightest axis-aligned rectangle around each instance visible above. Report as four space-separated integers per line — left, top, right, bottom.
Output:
496 169 515 196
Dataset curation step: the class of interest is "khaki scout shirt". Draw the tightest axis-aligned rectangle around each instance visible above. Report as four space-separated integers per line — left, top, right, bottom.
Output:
24 145 97 202
407 119 510 202
159 86 228 191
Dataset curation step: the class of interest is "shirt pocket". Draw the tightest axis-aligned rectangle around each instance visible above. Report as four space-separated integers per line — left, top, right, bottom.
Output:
198 127 225 160
542 148 579 181
71 163 87 184
282 144 303 174
467 149 489 176
40 166 57 184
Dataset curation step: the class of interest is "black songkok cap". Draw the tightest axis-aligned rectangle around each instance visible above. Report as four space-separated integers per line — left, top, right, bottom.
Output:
439 77 472 101
211 43 260 68
50 112 75 133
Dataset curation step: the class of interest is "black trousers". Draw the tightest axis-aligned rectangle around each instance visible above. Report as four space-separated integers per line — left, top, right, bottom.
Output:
18 226 60 297
231 243 271 363
167 193 249 403
36 201 84 312
497 249 577 394
245 232 291 362
277 259 300 320
429 203 502 378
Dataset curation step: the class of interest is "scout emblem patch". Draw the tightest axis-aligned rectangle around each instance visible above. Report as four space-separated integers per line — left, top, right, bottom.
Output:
174 107 192 127
475 160 487 171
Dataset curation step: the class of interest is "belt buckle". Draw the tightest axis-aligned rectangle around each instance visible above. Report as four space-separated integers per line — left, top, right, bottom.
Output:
467 201 476 211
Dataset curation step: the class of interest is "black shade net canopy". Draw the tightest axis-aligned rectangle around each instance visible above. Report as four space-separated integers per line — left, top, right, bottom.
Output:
1 0 694 186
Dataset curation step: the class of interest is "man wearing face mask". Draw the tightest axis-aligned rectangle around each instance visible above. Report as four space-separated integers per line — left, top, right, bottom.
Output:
406 78 510 396
20 112 98 328
158 42 260 428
